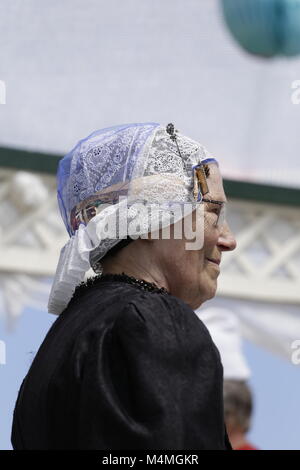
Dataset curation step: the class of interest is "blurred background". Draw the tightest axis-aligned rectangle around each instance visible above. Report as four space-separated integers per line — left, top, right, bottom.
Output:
0 0 300 450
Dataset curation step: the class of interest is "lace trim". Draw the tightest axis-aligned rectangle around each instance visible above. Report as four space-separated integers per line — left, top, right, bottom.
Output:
70 272 170 303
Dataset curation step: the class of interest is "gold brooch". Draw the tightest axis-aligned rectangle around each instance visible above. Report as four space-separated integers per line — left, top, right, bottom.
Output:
193 164 209 202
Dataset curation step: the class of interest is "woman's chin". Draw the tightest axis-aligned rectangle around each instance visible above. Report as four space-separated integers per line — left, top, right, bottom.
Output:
192 282 217 309
203 281 218 302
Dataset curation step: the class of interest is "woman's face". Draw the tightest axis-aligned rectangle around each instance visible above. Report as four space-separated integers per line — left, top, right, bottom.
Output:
152 164 237 309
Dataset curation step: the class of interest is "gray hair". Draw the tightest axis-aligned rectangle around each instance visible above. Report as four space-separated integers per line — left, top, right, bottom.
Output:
223 380 253 433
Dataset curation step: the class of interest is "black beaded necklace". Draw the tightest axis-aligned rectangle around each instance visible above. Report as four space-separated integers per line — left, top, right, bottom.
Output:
71 272 170 302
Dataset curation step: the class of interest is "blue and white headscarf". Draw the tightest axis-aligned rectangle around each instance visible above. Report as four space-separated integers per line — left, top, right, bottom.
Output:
48 123 218 315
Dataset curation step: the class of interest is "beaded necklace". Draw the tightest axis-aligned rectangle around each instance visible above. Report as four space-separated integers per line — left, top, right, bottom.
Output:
71 272 169 302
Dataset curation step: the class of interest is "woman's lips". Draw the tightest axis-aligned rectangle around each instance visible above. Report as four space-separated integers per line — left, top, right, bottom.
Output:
206 258 221 266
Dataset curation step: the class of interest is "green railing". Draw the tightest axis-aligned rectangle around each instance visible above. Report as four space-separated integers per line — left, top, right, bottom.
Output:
1 146 300 207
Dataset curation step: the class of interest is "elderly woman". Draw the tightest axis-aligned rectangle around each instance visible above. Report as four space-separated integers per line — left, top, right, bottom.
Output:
11 122 236 450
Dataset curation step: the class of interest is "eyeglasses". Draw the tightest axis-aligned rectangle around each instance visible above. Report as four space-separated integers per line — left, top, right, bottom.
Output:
202 198 226 228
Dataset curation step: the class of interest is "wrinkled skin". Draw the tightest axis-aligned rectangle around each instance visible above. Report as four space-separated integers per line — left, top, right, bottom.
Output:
102 163 237 309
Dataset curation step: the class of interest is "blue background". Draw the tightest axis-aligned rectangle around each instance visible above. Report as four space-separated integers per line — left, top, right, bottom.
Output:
1 306 299 450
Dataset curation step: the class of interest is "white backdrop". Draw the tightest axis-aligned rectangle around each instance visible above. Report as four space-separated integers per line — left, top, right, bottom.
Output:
1 0 300 188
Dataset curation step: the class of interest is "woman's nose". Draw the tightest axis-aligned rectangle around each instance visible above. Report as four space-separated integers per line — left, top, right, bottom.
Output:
217 222 237 252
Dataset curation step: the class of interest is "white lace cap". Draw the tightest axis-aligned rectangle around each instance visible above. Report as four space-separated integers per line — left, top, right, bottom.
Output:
48 124 218 315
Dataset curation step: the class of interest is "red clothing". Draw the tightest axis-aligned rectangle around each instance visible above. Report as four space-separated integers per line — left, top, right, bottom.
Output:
236 441 258 450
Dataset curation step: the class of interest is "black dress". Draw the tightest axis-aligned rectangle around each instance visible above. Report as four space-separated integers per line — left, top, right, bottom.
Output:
11 274 232 450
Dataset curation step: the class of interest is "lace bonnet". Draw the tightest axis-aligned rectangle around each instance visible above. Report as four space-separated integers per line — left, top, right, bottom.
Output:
48 122 218 315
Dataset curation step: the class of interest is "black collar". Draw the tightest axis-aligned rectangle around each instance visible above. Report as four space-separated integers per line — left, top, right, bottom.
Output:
71 272 170 302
